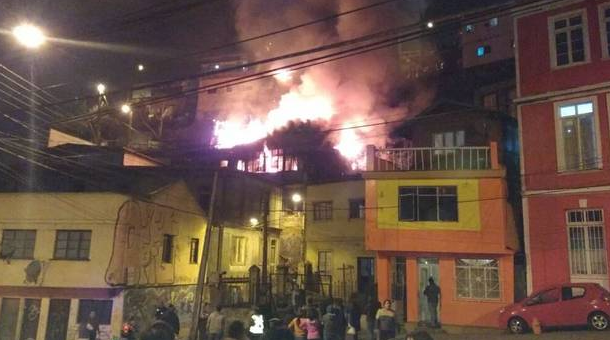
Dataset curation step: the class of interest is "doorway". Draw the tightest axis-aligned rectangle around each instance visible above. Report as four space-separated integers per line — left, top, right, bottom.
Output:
357 257 375 298
45 299 70 340
417 258 440 324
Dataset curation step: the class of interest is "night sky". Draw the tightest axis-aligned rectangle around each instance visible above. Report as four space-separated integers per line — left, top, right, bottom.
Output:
0 0 510 119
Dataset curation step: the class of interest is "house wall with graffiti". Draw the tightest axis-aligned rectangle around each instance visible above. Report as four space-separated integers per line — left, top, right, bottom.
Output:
105 181 207 286
0 181 206 340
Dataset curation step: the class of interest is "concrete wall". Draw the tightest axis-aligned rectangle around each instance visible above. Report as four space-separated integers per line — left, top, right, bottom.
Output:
305 180 375 298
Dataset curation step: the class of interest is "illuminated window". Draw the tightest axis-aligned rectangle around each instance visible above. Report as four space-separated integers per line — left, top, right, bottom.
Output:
489 17 499 27
556 99 599 171
476 45 491 57
54 230 91 260
1 230 35 259
550 12 588 66
190 238 199 264
456 259 500 299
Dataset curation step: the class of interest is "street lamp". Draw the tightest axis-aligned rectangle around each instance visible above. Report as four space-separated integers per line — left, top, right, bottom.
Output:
12 24 46 49
292 193 302 212
96 83 106 95
426 21 434 29
250 217 259 227
137 64 145 72
120 104 132 114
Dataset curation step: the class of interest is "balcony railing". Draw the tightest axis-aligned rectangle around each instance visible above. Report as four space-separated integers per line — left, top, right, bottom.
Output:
366 142 499 171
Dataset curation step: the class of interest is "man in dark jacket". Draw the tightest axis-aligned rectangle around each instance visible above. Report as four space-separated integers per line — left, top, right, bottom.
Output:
423 277 441 327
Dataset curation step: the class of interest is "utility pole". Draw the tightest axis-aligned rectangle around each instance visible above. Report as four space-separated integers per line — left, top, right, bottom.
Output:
189 171 218 340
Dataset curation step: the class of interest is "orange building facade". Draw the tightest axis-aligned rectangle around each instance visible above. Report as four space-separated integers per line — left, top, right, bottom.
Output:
363 105 521 328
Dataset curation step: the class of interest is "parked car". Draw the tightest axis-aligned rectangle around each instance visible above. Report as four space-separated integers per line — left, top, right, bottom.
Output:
499 283 610 334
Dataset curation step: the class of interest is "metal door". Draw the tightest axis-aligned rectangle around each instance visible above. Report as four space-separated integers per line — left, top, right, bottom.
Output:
417 258 440 324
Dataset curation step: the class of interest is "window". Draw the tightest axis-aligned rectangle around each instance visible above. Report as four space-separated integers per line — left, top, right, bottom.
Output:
231 236 247 266
561 286 586 300
489 17 499 27
527 288 560 306
190 238 199 264
465 24 475 33
269 239 277 265
318 251 332 274
54 230 91 260
601 4 610 57
77 300 112 325
349 198 365 219
161 234 174 263
567 209 607 276
398 186 458 222
550 12 588 66
1 230 35 259
455 259 500 300
313 201 333 221
433 130 464 149
476 45 491 57
483 93 498 110
556 100 600 171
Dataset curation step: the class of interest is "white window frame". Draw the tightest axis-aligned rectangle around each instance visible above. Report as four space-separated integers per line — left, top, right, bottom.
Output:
230 235 247 266
318 250 332 275
553 96 602 172
599 2 610 59
455 259 501 300
548 9 590 69
566 209 608 279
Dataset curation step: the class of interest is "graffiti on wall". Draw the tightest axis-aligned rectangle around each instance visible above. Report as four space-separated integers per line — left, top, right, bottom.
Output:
279 229 303 268
106 200 180 285
123 285 196 336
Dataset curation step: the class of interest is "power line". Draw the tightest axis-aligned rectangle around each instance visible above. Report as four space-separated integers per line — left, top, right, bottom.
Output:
39 0 553 118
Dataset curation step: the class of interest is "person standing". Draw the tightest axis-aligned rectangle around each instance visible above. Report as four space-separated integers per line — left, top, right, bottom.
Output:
345 296 361 340
299 310 321 340
206 306 225 340
423 277 441 328
199 303 212 340
163 304 180 336
375 300 396 340
224 320 250 340
364 299 380 340
322 305 341 340
288 309 307 340
85 311 100 340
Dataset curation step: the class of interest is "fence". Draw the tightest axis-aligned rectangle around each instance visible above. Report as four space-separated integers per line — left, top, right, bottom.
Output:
367 143 499 172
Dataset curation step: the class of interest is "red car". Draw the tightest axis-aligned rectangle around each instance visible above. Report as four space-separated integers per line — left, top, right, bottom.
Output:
499 283 610 334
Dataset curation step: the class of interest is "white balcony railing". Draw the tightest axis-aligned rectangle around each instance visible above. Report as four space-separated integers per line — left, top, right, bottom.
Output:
366 143 499 172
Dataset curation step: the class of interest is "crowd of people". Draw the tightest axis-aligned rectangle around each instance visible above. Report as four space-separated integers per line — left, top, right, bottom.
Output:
126 278 445 340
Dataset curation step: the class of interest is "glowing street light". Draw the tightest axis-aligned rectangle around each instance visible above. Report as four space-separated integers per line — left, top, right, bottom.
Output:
96 83 106 95
12 24 46 49
426 21 434 29
137 64 145 72
291 193 302 203
121 104 132 114
250 217 259 227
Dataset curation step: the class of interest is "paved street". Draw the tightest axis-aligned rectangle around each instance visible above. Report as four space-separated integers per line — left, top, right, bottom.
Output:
430 331 610 340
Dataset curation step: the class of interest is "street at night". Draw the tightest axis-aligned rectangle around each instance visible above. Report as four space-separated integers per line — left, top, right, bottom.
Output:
0 1 609 340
